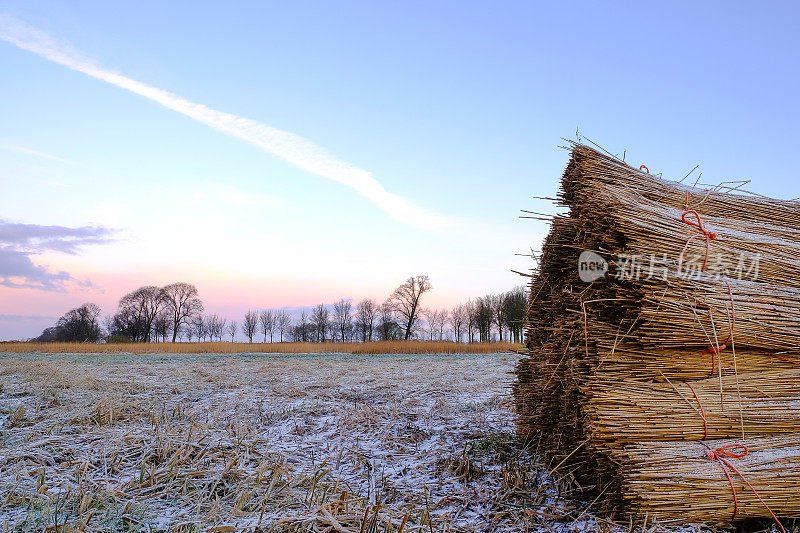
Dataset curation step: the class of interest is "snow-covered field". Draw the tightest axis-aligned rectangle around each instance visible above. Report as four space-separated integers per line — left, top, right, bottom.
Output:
0 352 577 532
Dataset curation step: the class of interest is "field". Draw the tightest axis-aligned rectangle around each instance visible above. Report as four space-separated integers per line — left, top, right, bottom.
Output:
0 351 583 532
0 341 518 355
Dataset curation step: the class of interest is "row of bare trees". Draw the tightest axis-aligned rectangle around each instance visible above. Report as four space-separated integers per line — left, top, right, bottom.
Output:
233 279 526 344
33 275 527 344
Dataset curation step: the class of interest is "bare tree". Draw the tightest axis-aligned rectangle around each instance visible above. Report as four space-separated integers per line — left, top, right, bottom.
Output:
421 309 447 341
227 320 238 342
422 308 436 340
153 312 171 342
192 315 206 341
389 275 432 340
376 301 401 341
476 297 494 342
182 321 192 342
490 294 504 342
435 309 449 340
450 304 467 343
276 310 292 342
501 286 528 343
161 282 203 342
259 309 276 343
310 304 330 342
243 310 258 343
332 299 353 343
117 286 167 342
102 313 114 342
355 298 378 342
208 314 226 341
297 310 310 342
38 303 102 342
465 300 477 343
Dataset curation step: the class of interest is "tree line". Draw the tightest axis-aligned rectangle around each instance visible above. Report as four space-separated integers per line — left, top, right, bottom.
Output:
33 275 527 344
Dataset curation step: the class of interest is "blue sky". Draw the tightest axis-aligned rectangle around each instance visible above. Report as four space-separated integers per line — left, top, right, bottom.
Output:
1 1 798 339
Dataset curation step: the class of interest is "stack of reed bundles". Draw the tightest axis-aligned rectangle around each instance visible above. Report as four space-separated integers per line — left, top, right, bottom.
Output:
513 143 800 526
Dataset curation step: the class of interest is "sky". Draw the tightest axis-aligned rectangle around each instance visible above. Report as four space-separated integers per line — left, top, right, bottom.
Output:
1 1 798 340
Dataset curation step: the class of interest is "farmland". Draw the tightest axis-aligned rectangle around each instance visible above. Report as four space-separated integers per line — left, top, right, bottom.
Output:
0 352 574 532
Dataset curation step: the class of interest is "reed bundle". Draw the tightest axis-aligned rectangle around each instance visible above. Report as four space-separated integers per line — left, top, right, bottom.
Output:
595 343 797 382
615 435 800 524
562 144 800 229
566 169 800 288
586 369 800 445
514 142 800 526
635 276 800 353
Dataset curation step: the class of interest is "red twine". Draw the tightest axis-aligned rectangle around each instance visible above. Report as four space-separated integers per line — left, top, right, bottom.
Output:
640 164 649 173
702 442 786 532
683 275 786 530
681 210 717 272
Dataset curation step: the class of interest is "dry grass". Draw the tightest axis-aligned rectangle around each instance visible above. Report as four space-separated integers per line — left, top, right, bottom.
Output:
0 340 518 355
0 352 575 532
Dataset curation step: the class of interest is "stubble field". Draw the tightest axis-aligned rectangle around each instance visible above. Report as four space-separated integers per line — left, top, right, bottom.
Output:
0 352 580 532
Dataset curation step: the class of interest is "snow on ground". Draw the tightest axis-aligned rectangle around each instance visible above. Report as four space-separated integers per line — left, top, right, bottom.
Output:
0 353 640 531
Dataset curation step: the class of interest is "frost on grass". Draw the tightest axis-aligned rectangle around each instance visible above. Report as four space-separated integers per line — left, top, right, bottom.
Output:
0 353 575 532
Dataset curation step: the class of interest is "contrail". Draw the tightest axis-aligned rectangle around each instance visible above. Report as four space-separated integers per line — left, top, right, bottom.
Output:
0 14 452 230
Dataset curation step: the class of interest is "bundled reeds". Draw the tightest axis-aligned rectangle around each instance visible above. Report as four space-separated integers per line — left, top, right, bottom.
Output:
586 369 800 446
615 435 800 524
515 142 800 527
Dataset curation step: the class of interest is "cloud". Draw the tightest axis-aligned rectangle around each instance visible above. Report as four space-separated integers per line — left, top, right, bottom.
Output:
0 219 115 254
0 247 74 290
0 14 454 231
0 219 115 290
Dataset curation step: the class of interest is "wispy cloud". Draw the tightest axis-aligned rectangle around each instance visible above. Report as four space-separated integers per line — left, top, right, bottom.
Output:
0 219 116 254
0 219 115 290
1 143 70 163
0 14 453 230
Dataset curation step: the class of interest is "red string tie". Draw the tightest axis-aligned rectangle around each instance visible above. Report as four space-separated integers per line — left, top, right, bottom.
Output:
706 339 729 355
681 210 716 271
704 443 786 532
682 210 717 240
639 165 649 173
707 443 748 461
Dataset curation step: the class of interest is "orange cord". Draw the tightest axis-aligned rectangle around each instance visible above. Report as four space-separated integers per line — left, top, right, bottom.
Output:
702 442 786 532
681 210 717 271
694 285 785 532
